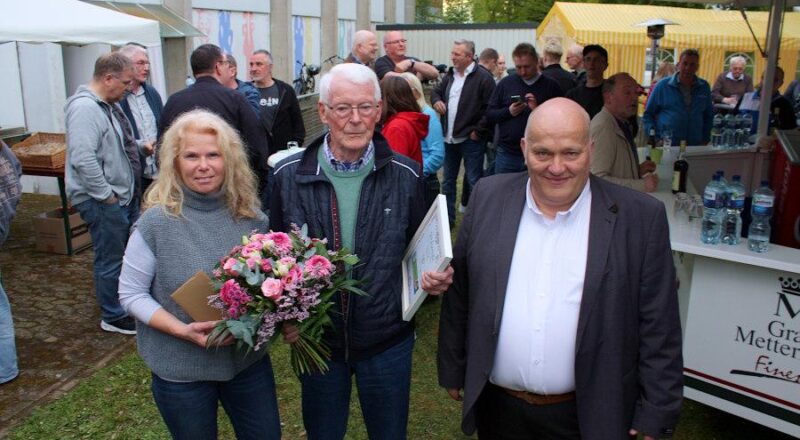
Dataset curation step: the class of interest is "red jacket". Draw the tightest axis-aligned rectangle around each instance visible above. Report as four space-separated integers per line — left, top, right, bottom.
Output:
382 111 429 165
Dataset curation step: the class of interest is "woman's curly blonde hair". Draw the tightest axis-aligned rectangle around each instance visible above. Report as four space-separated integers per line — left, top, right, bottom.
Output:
143 109 261 219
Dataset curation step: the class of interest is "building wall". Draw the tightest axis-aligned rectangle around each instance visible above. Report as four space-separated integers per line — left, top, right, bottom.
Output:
191 8 270 81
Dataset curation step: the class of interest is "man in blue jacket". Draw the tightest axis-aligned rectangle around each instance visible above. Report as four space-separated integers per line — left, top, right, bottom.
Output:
643 49 713 146
271 63 453 440
118 44 163 190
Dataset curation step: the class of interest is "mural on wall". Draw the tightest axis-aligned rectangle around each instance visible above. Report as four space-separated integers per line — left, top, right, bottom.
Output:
338 20 356 60
293 16 321 82
192 9 270 81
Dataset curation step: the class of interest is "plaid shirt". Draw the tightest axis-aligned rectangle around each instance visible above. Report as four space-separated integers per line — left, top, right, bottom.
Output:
322 134 375 173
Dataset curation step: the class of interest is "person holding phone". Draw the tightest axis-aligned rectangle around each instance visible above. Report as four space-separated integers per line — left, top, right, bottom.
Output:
485 43 563 174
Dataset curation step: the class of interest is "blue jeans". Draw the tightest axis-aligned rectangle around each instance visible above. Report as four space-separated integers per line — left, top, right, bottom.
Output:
494 147 527 175
0 279 18 383
74 198 133 322
443 139 486 224
151 356 281 440
300 333 414 440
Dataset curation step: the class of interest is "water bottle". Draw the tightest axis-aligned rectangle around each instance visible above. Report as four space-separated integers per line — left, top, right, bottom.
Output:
748 181 774 253
741 112 753 140
701 174 725 244
733 113 744 148
722 175 745 245
711 113 723 148
722 114 735 148
716 170 728 208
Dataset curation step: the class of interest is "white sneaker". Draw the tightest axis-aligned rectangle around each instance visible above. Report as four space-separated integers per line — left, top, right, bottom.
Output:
458 204 467 213
100 317 137 335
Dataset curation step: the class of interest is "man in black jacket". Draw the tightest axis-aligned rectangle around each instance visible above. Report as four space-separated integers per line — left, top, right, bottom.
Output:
271 63 453 440
249 49 305 154
159 44 269 202
431 39 496 225
541 41 577 94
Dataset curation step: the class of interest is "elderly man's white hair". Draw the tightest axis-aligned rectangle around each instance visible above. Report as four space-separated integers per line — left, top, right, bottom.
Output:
319 63 381 105
729 55 747 67
351 30 375 51
119 43 148 59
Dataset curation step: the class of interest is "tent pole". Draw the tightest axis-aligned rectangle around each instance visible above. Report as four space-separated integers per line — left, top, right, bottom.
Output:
756 0 785 139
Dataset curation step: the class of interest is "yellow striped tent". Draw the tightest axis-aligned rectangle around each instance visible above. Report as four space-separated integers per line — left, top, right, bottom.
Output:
537 2 800 92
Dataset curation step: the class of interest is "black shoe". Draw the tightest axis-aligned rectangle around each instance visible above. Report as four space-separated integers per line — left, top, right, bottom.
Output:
100 316 136 335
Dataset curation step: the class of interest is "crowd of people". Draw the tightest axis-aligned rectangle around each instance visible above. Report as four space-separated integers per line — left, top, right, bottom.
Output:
3 26 800 440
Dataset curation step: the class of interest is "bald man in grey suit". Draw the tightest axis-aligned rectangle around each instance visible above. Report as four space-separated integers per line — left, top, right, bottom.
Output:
438 98 682 440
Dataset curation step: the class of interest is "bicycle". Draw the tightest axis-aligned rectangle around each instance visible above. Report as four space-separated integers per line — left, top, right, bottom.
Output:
322 54 345 68
293 61 321 95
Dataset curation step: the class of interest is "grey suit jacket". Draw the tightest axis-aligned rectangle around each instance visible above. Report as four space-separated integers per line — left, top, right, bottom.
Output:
438 172 683 439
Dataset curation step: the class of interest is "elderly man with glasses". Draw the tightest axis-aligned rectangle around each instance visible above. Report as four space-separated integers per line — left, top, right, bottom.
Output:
374 30 439 81
118 43 163 191
270 62 453 440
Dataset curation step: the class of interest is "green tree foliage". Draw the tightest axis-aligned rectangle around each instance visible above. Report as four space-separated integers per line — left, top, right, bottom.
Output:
416 0 443 24
443 0 473 23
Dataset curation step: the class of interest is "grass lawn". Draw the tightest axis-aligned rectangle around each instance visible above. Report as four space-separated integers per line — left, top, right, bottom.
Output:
6 177 795 439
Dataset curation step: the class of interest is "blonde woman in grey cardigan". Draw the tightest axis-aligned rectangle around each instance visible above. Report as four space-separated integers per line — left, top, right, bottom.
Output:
118 110 280 440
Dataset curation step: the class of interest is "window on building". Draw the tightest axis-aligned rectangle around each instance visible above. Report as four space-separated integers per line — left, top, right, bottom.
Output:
644 47 677 86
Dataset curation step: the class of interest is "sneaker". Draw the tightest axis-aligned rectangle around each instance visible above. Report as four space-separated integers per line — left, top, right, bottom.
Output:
458 204 467 213
100 316 137 335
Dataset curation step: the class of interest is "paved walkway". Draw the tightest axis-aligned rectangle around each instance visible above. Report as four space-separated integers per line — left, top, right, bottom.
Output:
0 194 135 437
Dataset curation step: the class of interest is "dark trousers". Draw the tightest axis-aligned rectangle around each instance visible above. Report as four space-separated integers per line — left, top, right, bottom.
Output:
476 383 581 440
424 173 441 209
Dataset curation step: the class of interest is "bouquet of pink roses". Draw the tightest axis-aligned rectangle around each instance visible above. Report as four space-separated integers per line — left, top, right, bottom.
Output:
207 224 364 375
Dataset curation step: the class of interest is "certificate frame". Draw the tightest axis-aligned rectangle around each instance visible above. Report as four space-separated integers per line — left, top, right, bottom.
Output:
401 194 453 321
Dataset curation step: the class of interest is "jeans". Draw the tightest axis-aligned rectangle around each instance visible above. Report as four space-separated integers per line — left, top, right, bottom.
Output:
300 333 414 440
74 198 133 322
494 147 527 175
442 139 486 224
0 279 18 383
151 356 281 440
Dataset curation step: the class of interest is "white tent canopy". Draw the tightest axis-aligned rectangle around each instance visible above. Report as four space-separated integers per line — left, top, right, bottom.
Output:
0 0 161 47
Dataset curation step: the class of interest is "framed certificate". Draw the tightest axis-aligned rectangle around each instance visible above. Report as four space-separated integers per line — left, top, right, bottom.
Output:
401 194 453 321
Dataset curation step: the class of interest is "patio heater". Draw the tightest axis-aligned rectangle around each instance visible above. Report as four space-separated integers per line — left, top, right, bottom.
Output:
635 18 678 86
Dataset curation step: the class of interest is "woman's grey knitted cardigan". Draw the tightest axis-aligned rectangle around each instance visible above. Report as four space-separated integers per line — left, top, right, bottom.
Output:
135 188 267 381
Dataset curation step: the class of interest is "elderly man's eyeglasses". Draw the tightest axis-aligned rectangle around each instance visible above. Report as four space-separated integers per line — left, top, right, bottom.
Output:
134 60 150 66
386 39 407 45
325 103 379 119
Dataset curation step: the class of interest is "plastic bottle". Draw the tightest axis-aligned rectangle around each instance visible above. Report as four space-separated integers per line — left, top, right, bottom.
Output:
722 175 745 245
716 170 728 209
733 113 744 148
701 174 725 244
741 113 753 141
748 181 774 253
721 114 735 148
711 113 723 148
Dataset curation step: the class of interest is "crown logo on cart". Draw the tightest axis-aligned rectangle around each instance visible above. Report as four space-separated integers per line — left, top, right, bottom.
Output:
779 277 800 296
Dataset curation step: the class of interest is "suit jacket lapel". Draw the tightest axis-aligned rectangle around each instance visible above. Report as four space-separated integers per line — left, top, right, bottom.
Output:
576 176 618 350
493 173 528 332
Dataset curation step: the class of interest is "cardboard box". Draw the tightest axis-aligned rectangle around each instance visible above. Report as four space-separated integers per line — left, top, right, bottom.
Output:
32 208 92 255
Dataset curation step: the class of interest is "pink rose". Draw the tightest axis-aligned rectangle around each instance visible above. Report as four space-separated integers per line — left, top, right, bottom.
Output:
261 278 284 301
260 259 273 273
222 258 239 276
305 255 333 279
282 265 304 289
